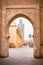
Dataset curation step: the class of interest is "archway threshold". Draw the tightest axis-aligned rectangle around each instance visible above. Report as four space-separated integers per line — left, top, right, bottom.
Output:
9 46 33 58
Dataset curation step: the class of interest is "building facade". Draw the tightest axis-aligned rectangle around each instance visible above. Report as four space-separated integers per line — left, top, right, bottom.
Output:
0 0 43 58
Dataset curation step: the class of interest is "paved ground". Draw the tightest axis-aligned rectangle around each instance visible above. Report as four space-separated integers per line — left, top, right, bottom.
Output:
9 46 33 58
0 46 43 65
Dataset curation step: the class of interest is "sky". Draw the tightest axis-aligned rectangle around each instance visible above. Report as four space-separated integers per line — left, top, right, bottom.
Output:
10 17 34 41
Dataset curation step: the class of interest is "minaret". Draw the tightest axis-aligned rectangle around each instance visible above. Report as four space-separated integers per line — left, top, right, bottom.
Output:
18 19 24 45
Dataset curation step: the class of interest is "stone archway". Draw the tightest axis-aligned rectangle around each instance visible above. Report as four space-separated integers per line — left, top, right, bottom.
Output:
6 13 40 57
1 5 40 58
8 14 34 48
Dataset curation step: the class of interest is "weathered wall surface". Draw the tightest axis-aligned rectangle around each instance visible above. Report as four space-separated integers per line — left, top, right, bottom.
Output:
41 0 43 5
1 0 40 5
0 0 43 57
40 5 43 57
0 0 2 56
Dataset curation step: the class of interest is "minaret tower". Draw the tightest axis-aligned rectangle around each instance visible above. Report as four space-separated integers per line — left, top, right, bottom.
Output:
18 19 24 45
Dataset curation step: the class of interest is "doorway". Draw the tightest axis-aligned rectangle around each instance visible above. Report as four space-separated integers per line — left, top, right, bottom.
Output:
9 17 34 57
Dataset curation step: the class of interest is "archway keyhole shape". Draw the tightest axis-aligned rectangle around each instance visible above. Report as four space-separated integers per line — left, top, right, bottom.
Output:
9 16 34 49
10 17 34 41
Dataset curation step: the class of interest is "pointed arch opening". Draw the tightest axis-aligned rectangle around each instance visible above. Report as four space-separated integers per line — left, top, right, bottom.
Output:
8 14 34 57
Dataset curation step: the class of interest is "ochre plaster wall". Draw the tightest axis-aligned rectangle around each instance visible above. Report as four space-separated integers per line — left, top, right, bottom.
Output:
0 0 2 56
40 5 43 57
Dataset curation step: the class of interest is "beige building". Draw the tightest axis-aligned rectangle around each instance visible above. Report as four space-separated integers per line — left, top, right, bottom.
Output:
9 25 22 48
9 25 17 48
0 0 43 58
